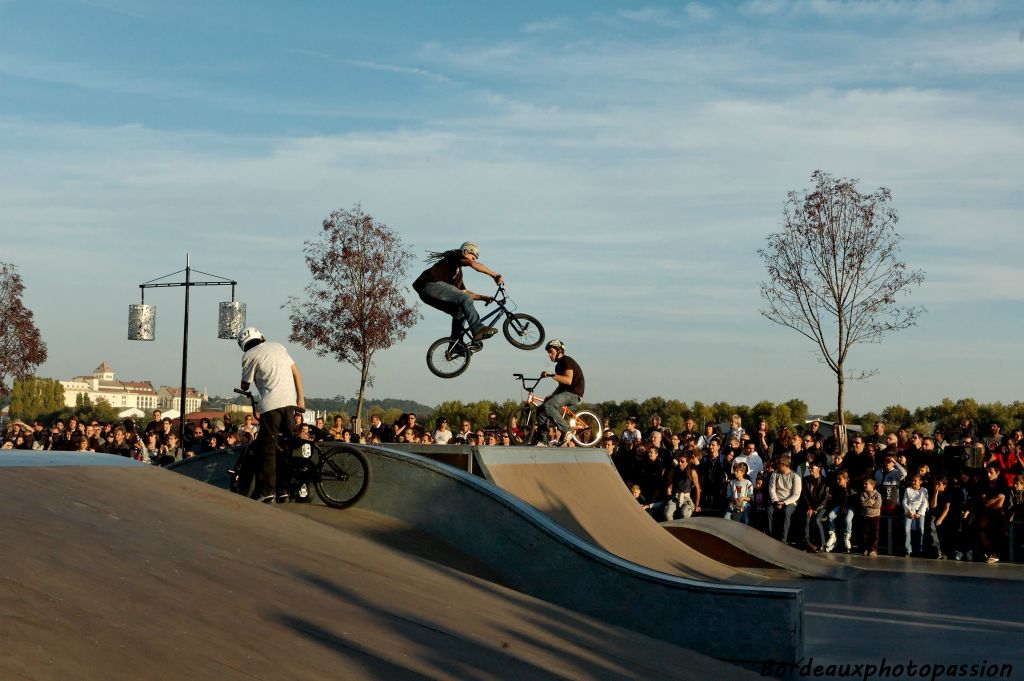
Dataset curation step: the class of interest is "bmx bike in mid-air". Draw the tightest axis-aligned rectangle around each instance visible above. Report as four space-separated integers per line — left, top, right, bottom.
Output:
426 284 545 379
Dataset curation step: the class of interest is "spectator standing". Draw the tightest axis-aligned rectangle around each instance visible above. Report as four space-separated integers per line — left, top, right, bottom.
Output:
433 417 453 444
902 474 929 556
860 479 883 556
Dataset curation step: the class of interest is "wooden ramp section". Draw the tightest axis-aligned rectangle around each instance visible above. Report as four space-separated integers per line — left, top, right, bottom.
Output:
475 447 769 584
0 460 770 681
662 518 856 580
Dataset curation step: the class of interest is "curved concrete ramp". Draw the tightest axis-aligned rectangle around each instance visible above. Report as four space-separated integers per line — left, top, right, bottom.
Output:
172 445 803 663
663 518 857 580
474 447 774 583
1 457 768 681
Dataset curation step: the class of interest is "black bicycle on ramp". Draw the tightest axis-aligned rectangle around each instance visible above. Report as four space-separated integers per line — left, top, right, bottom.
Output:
426 284 545 379
229 388 370 509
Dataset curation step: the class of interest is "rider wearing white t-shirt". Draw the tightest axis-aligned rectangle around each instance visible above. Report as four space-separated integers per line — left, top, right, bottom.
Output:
238 327 305 502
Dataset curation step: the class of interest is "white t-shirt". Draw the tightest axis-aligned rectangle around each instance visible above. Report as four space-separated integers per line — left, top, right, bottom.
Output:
240 341 297 413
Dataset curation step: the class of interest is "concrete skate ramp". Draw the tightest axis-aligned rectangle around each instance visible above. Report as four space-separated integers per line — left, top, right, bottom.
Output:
171 445 803 663
474 447 778 583
0 458 770 681
663 518 856 580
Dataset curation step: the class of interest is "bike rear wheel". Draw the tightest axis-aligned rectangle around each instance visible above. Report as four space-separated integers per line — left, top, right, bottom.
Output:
315 446 371 509
228 447 257 498
570 410 602 447
508 405 539 446
502 313 545 351
427 337 472 378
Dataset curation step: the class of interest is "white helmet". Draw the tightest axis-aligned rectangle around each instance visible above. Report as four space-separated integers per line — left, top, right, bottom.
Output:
546 339 566 353
460 241 480 257
237 326 264 351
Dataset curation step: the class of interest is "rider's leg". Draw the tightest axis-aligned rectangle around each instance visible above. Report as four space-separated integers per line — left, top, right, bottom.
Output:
418 282 484 336
542 392 582 434
253 408 285 500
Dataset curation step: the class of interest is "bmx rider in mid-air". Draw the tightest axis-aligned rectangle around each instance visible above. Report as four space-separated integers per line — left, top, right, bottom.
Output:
413 241 504 344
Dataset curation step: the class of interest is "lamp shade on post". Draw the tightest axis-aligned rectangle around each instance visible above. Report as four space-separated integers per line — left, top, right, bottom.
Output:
128 304 156 341
218 301 246 340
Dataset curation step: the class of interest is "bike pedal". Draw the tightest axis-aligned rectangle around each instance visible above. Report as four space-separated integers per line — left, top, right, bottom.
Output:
470 341 483 352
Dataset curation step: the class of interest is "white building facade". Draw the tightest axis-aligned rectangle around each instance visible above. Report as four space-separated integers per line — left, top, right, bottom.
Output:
60 363 206 415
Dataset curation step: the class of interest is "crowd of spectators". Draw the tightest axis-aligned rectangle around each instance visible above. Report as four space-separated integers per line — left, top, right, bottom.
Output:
607 414 1023 563
6 406 1023 562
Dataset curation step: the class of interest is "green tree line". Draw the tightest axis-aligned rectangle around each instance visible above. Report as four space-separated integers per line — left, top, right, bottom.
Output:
10 376 1022 437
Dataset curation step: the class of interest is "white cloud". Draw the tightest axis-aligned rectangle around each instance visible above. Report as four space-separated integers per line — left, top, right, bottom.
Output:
522 18 570 33
741 0 1001 20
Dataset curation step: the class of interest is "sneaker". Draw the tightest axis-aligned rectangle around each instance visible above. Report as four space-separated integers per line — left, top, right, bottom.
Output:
259 494 275 504
954 551 963 561
986 555 1000 564
824 533 836 553
869 550 877 557
276 493 290 504
965 550 973 562
936 553 947 560
472 326 497 341
841 536 851 552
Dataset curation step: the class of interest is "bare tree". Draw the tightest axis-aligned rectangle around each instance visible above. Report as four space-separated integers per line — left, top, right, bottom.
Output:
287 205 419 431
0 262 48 395
759 171 925 450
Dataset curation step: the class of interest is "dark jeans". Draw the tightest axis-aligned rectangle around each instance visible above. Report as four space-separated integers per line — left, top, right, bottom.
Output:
862 515 880 552
244 406 295 498
417 281 482 338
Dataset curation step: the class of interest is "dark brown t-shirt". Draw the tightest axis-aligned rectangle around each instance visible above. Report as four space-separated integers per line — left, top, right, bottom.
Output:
554 355 585 398
413 251 465 292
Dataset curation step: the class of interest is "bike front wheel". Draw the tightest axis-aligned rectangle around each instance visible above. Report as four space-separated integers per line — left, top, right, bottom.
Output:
426 337 472 379
315 447 371 509
502 313 545 350
508 405 539 446
570 410 602 447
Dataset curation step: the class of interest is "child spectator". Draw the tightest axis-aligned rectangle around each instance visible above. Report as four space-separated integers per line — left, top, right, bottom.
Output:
725 462 753 524
902 474 929 556
825 469 856 553
860 478 883 556
973 464 1009 563
1006 476 1024 522
929 476 951 559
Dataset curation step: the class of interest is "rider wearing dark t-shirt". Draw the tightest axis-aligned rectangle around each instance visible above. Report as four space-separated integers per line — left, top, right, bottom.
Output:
413 242 504 343
538 339 585 446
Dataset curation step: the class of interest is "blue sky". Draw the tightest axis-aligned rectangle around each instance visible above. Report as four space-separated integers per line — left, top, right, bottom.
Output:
2 0 1021 414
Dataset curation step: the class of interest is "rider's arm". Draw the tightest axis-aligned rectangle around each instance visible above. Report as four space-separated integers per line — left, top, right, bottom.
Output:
542 367 574 386
462 288 493 303
291 364 305 411
463 258 503 285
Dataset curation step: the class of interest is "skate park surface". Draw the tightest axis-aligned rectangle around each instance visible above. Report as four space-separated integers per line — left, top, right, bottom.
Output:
0 454 765 681
5 448 1024 679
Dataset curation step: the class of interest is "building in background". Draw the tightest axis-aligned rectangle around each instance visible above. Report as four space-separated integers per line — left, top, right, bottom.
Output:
60 363 206 415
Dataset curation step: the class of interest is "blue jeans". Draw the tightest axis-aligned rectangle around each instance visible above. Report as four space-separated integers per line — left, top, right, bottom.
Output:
417 281 482 338
541 392 581 433
904 515 924 554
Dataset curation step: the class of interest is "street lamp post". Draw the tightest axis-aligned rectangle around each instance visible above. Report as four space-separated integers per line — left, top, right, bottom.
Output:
129 254 245 443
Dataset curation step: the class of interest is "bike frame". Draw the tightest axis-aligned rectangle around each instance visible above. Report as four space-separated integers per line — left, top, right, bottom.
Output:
449 285 525 348
514 374 578 421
